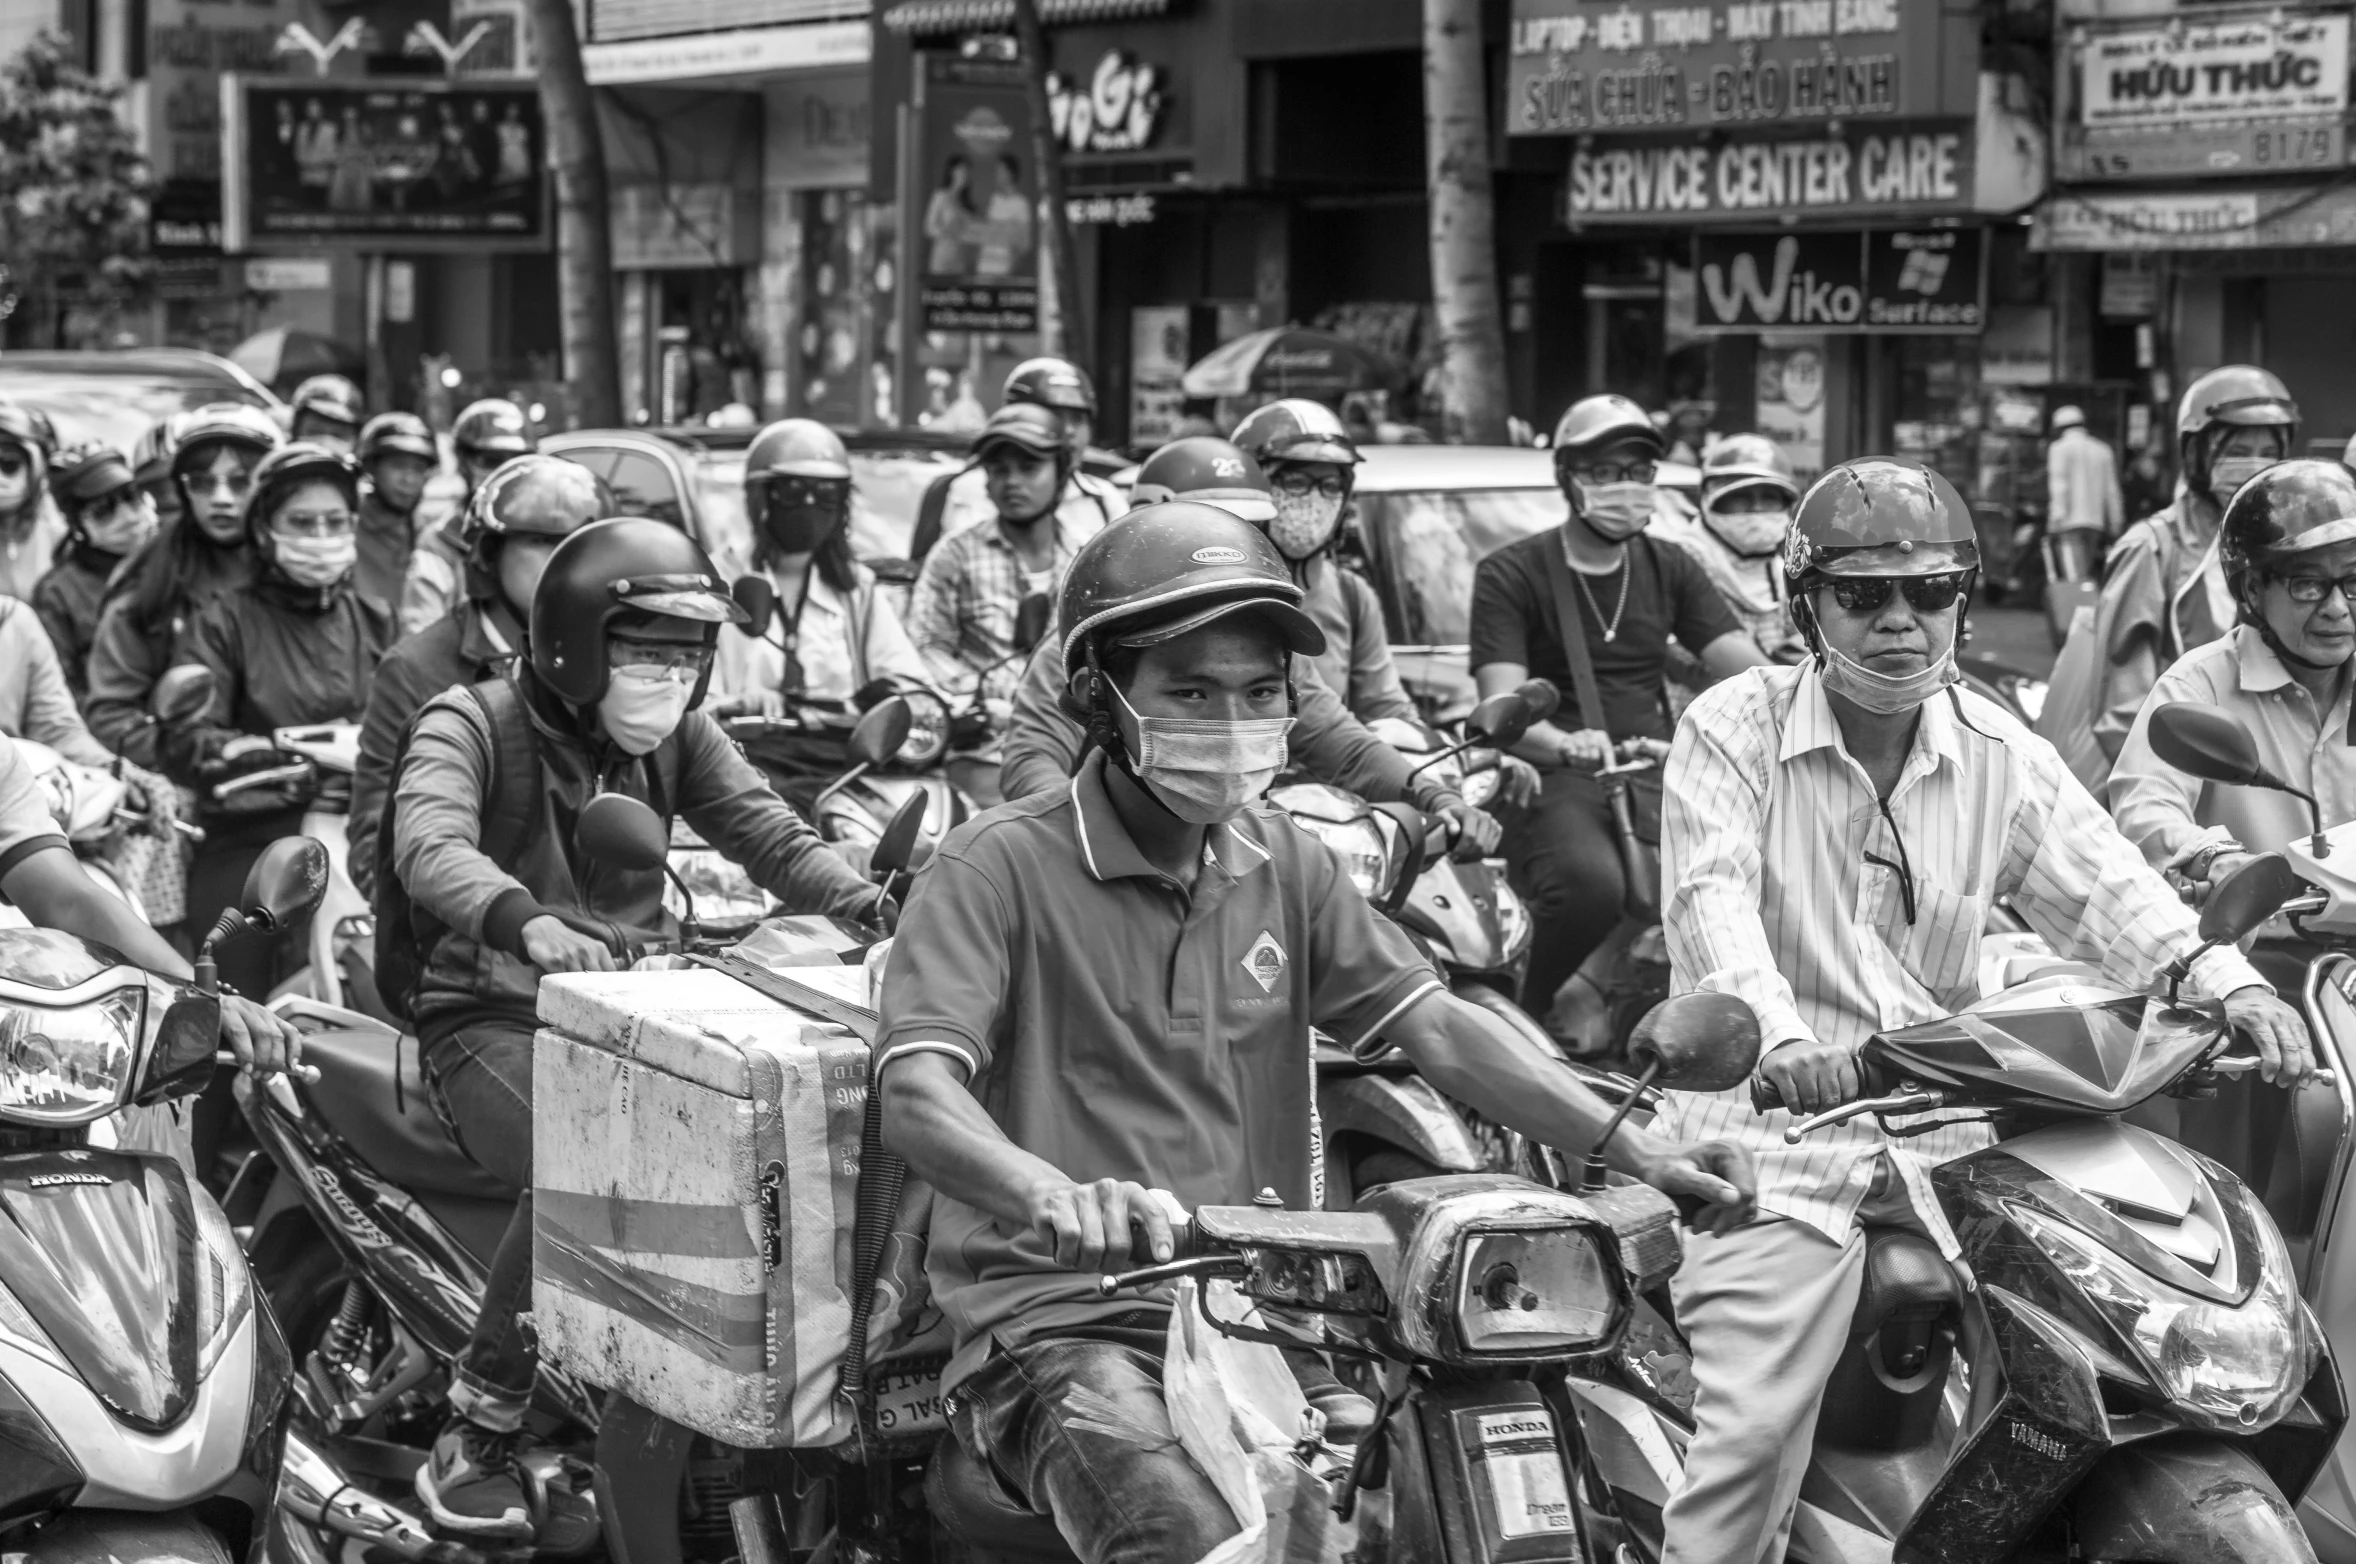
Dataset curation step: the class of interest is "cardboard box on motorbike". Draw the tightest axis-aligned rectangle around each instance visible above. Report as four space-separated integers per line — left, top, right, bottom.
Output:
529 949 949 1449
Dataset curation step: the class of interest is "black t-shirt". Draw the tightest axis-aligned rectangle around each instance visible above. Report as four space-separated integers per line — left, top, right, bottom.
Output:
1468 528 1741 741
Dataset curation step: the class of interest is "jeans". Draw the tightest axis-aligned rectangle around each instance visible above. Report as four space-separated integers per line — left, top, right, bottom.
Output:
422 1016 538 1430
1501 766 1662 1016
946 1327 1239 1564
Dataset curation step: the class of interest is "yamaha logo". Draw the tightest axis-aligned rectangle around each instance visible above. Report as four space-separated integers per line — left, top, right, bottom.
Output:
1191 546 1248 565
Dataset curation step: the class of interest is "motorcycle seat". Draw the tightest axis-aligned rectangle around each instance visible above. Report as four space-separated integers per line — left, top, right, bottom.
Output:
925 1439 1080 1563
300 1022 515 1201
1850 1229 1960 1343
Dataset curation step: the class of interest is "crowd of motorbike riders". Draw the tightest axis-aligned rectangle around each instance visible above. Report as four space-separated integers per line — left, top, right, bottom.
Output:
0 348 2340 1561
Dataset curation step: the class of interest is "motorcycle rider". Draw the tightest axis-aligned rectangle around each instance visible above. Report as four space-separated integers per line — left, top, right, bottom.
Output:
350 454 611 901
1000 439 1504 853
2112 458 2356 912
86 403 284 768
354 412 438 613
917 356 1126 551
399 397 535 636
1470 393 1769 1021
708 419 941 809
1657 433 1808 663
132 414 184 532
393 517 892 1539
1656 455 2313 1564
0 398 66 603
2087 365 2298 769
873 501 1753 1564
35 441 159 702
289 373 365 455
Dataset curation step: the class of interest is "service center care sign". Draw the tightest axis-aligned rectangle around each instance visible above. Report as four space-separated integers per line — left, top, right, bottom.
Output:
1566 123 1973 221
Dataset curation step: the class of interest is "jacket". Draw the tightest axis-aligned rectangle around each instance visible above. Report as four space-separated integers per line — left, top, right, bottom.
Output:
350 594 523 900
84 535 254 768
1297 556 1421 726
30 544 115 707
356 488 419 618
2047 427 2125 538
398 517 467 637
0 599 114 767
2091 490 2235 764
390 669 883 1027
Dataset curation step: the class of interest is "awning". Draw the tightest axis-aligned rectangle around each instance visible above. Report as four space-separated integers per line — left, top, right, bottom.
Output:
880 0 1172 36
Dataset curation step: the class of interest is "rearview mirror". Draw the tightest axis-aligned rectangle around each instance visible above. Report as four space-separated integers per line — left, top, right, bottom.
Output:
2149 702 2270 789
1013 591 1052 651
873 792 928 879
141 992 222 1103
2199 853 2306 946
1626 993 1761 1094
240 836 330 932
731 575 777 638
1465 692 1534 749
848 696 913 770
576 792 669 873
152 664 217 724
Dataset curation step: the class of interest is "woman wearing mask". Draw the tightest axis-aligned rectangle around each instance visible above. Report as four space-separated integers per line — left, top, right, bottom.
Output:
1659 433 1807 663
160 442 392 1002
0 400 66 603
35 442 159 702
85 404 283 767
710 419 941 809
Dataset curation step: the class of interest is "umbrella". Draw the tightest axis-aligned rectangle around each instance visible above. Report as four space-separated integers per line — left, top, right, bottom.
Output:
1180 327 1402 401
229 327 365 393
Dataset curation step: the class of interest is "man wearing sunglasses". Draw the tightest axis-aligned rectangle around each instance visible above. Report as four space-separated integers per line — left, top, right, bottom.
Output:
1652 456 2314 1564
2113 459 2356 921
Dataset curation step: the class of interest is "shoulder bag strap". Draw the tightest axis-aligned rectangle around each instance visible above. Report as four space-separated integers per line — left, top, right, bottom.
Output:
1540 534 1661 921
1539 530 1612 741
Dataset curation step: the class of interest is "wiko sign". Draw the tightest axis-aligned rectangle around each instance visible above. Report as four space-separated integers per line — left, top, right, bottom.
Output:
1692 228 1984 334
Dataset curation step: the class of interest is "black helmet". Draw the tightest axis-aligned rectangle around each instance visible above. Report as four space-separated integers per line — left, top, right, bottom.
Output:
50 442 137 516
245 442 361 545
1004 357 1096 419
1130 437 1275 523
1551 394 1663 466
290 374 364 431
460 454 612 565
1231 399 1360 470
357 411 437 464
2219 459 2356 592
972 402 1070 463
530 517 745 708
453 398 535 460
1058 501 1325 680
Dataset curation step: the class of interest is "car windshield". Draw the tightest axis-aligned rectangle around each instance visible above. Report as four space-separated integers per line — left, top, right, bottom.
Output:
0 370 273 455
1358 487 1563 645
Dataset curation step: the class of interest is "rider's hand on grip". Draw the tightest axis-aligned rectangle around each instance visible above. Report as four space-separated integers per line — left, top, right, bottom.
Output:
522 913 620 975
1755 1036 1858 1117
1025 1175 1181 1273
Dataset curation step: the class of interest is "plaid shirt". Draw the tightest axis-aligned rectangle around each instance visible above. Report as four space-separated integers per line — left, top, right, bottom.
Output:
907 516 1093 706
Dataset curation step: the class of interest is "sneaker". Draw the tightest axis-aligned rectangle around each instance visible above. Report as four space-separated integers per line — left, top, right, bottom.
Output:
416 1418 534 1541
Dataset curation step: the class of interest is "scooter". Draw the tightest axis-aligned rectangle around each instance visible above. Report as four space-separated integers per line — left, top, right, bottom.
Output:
1562 859 2347 1562
0 836 329 1564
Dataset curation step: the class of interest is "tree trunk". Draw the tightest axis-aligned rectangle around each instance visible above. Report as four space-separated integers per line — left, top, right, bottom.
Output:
525 0 621 427
1008 0 1088 372
1424 0 1509 445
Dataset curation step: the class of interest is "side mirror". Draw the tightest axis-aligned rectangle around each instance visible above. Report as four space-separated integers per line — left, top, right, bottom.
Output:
1013 591 1052 651
240 837 329 932
848 696 913 770
2149 702 2271 789
152 664 217 724
731 575 777 638
1626 993 1763 1095
142 992 222 1102
1465 692 1534 750
873 792 928 879
576 792 669 873
2199 852 2306 946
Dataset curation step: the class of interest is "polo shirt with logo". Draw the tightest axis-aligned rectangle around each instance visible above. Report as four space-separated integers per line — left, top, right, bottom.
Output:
874 750 1442 1388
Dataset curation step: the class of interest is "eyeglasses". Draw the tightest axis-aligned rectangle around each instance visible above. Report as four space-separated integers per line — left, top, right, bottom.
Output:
192 469 253 498
82 488 143 522
1822 572 1970 614
1567 459 1658 486
1270 469 1347 500
271 508 355 539
608 639 712 678
2278 573 2356 604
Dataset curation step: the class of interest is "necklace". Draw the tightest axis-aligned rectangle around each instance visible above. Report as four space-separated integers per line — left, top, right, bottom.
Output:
1575 560 1632 643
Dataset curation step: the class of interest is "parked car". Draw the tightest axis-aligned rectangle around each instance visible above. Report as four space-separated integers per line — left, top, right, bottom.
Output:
0 348 284 453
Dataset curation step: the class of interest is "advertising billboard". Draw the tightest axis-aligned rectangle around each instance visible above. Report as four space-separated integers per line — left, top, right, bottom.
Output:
912 55 1039 334
1691 227 1986 333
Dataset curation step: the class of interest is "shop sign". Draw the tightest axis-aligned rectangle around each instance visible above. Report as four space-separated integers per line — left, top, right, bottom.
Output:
1755 338 1827 480
1067 193 1157 227
1048 51 1165 154
2058 8 2350 181
1692 226 1984 333
2030 184 2356 248
243 256 331 292
1131 305 1190 448
1507 0 1938 136
912 57 1039 334
1566 123 1971 222
767 70 870 191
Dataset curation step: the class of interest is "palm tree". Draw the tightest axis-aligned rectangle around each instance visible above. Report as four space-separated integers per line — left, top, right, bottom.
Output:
1424 0 1509 444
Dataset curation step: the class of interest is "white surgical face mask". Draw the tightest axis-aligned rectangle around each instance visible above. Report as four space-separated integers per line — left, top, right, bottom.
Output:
1114 682 1293 825
1818 639 1958 715
599 666 695 755
1574 479 1656 541
1267 490 1344 560
273 532 356 588
2209 455 2275 502
1704 506 1791 559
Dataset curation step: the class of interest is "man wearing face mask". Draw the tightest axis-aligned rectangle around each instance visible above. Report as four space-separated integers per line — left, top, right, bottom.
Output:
874 502 1754 1564
1654 433 1807 663
387 518 887 1539
1470 394 1769 1023
35 442 160 703
0 400 67 604
2085 366 2299 771
354 412 439 614
1654 457 2312 1564
349 455 612 901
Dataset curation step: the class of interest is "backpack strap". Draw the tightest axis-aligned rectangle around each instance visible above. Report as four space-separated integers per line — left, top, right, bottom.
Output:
468 674 543 866
910 469 960 564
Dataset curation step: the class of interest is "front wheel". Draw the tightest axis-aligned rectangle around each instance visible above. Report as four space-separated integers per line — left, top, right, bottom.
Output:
2069 1434 2318 1563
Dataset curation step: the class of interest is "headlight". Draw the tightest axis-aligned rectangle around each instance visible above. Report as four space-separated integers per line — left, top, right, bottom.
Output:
1292 813 1394 900
1493 881 1532 960
1456 1227 1620 1355
897 691 950 767
2010 1201 2311 1432
0 989 146 1126
192 1188 252 1378
1459 765 1501 810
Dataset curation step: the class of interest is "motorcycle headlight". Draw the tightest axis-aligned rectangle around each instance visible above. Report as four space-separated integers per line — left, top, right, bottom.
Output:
192 1187 252 1378
1458 764 1501 811
2010 1201 2311 1432
896 691 951 767
0 987 146 1126
1456 1226 1620 1355
1292 814 1394 901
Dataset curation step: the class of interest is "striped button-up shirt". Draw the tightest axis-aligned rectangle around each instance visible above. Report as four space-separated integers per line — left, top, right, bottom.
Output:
907 515 1096 707
1657 663 2267 1250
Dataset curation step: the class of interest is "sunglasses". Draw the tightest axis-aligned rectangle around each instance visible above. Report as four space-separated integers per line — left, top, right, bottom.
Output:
2278 572 2356 605
1822 572 1970 613
0 450 28 478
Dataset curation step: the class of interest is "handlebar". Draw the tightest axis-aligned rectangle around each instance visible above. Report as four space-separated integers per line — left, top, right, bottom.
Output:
216 1048 321 1084
213 760 312 799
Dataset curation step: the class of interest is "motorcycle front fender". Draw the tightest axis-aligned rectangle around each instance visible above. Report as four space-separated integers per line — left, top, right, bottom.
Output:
2068 1435 2318 1564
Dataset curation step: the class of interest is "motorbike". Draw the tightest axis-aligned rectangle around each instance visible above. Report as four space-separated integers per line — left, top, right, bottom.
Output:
0 835 328 1564
1561 856 2348 1562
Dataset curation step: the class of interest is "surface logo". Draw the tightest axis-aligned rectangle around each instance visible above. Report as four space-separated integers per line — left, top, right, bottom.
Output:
1242 931 1288 993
